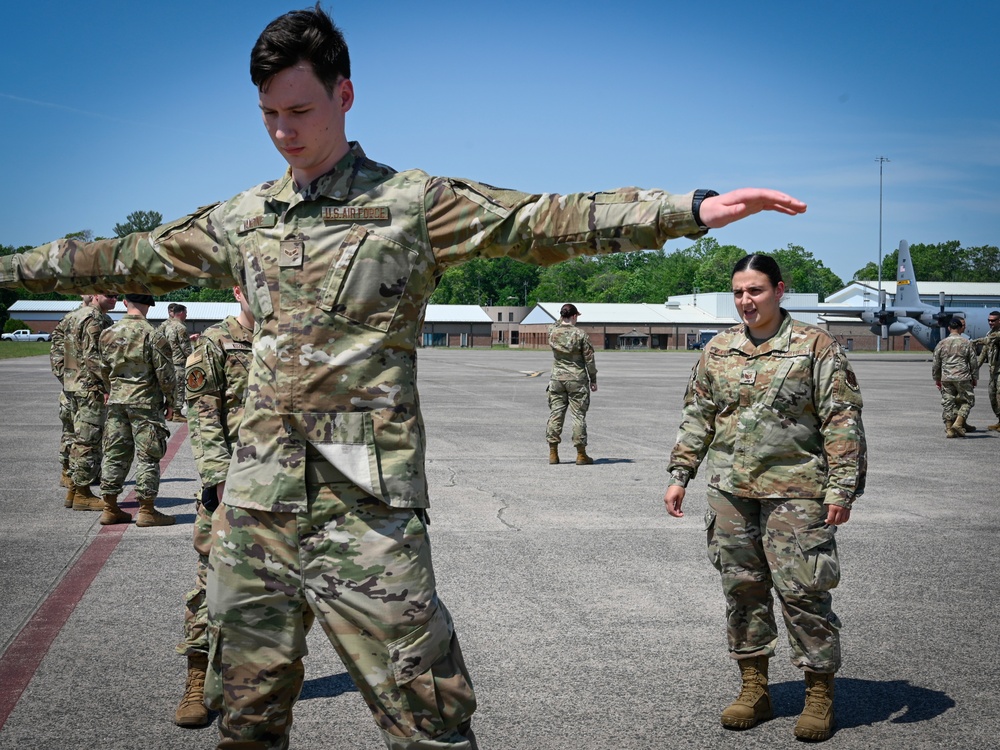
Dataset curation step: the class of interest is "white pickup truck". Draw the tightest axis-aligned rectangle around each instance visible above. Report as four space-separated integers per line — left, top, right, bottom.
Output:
1 329 52 342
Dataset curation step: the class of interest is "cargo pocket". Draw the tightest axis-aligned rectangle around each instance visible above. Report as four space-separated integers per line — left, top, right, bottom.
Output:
317 225 417 332
387 604 476 735
149 421 170 461
705 508 722 571
794 522 840 591
204 624 223 711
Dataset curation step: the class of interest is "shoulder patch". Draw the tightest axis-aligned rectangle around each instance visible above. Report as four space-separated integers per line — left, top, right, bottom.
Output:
186 366 208 393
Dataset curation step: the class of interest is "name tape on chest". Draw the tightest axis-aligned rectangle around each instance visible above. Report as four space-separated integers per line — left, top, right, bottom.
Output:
322 206 390 222
240 215 278 233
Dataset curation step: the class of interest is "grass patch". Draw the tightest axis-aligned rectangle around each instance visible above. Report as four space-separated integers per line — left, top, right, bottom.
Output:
0 341 52 360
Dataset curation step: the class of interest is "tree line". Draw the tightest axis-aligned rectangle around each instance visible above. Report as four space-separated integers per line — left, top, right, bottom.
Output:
3 208 997 326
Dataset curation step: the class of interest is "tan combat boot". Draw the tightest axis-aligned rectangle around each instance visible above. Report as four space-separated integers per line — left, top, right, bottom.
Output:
720 656 773 730
945 419 959 438
99 494 131 525
549 445 559 464
794 671 835 741
987 422 1000 431
64 485 77 509
174 652 210 727
135 497 176 527
72 484 105 511
575 447 594 465
60 464 73 489
953 414 967 436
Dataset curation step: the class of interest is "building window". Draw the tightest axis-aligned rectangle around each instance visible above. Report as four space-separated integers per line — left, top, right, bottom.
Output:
508 312 514 322
511 330 519 345
845 338 854 351
497 313 502 322
497 330 505 343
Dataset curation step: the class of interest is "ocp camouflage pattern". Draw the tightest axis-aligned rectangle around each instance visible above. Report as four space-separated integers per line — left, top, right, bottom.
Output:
184 315 253 487
99 316 175 407
932 332 979 382
1 142 706 515
548 321 597 383
668 311 867 507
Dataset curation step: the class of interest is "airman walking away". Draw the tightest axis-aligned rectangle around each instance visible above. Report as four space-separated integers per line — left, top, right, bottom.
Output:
97 294 176 526
933 317 979 437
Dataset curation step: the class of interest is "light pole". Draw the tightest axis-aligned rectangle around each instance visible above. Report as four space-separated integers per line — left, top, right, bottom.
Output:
875 156 890 352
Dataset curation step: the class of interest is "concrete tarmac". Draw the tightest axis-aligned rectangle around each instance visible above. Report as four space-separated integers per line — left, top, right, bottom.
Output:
0 349 997 749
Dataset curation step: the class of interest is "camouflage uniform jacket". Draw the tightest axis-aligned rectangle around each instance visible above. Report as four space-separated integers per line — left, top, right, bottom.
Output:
972 330 1000 375
185 315 253 487
49 308 80 384
932 333 979 382
99 316 175 407
160 317 193 366
667 312 867 507
63 305 113 395
1 142 706 513
548 322 597 384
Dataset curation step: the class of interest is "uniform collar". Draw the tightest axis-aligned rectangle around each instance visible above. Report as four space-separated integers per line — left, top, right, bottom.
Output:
258 142 367 206
732 309 793 355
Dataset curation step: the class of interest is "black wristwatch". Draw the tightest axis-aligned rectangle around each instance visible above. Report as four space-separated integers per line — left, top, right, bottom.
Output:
692 189 719 228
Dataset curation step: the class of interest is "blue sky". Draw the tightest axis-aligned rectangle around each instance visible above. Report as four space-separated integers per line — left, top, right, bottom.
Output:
2 0 997 283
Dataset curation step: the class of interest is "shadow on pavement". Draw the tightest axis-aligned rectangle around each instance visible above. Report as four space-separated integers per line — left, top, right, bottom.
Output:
771 677 955 727
299 672 358 700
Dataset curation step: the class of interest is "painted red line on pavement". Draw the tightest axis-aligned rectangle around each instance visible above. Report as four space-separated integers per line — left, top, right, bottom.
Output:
0 423 188 728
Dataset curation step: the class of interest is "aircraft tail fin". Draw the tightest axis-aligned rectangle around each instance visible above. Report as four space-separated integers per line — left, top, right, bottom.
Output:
893 240 922 309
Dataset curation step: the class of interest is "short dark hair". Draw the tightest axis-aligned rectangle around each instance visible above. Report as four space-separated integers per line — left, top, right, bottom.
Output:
990 310 1000 317
251 4 351 94
167 303 178 314
732 253 783 288
174 304 187 313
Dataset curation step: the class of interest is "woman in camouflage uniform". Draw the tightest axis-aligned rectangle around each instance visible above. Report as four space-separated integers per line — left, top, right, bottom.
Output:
663 253 866 742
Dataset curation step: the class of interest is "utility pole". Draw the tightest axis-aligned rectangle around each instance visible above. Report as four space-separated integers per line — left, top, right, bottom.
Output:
876 156 890 352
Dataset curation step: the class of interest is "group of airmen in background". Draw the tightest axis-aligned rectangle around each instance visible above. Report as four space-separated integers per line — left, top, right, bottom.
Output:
932 311 1000 437
48 290 254 727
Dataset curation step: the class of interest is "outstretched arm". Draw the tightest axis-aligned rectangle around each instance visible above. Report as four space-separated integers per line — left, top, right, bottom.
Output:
699 188 807 229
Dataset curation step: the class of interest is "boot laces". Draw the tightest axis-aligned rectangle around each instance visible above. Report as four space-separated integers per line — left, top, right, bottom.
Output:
736 666 765 704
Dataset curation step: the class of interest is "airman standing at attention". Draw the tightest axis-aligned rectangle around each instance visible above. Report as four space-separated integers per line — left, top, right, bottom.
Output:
62 293 118 511
971 310 1000 431
0 7 807 746
160 302 193 422
546 303 598 465
933 317 979 437
97 294 176 526
664 253 866 742
49 295 92 497
174 286 254 728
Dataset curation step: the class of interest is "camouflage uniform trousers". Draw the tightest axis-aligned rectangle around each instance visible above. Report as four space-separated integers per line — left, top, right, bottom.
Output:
205 472 478 750
545 378 591 447
177 497 316 658
68 392 106 487
987 371 999 420
705 487 842 673
99 404 169 498
58 391 76 467
173 364 187 414
177 498 219 657
939 380 975 423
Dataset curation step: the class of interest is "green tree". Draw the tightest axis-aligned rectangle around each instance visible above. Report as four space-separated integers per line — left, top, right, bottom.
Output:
770 244 843 300
114 210 163 237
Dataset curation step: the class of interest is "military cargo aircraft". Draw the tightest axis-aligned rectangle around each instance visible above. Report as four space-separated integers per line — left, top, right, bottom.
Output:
787 240 994 350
